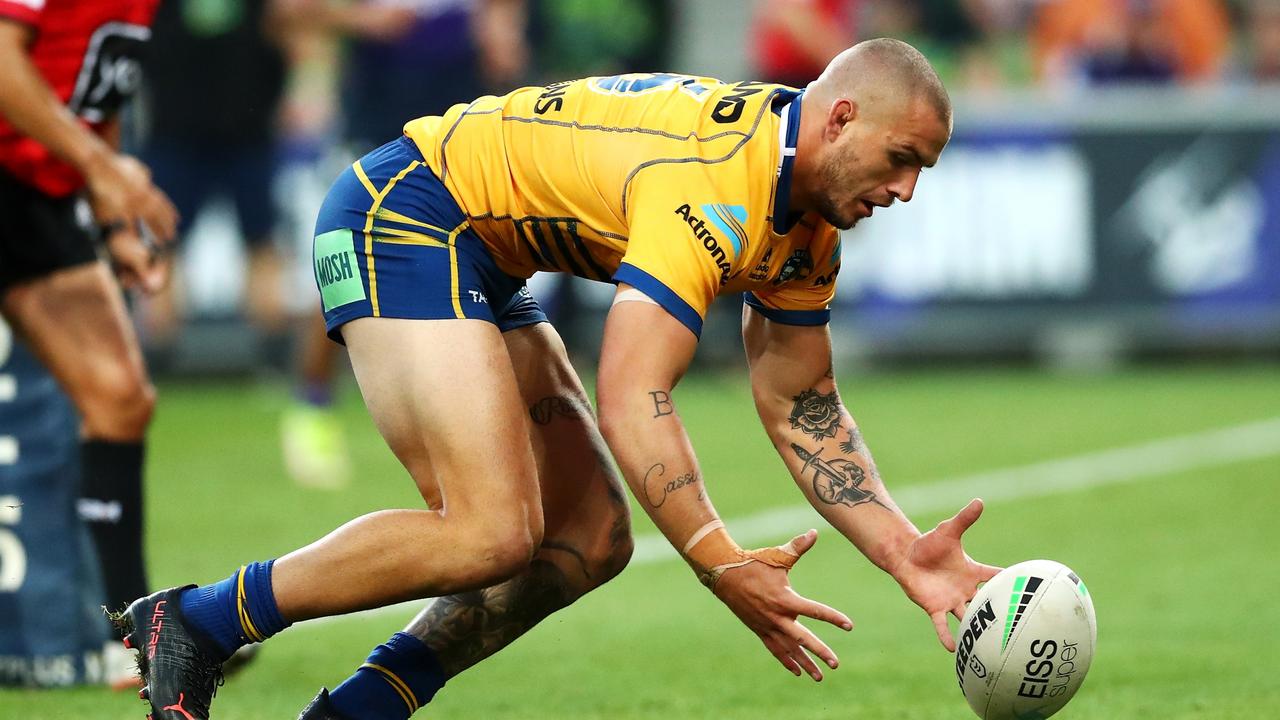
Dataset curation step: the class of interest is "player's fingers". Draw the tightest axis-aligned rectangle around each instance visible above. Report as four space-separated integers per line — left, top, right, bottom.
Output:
790 620 839 670
940 498 984 538
952 601 968 620
794 595 854 632
931 610 957 653
761 635 802 677
781 529 818 558
775 632 823 681
975 562 1003 582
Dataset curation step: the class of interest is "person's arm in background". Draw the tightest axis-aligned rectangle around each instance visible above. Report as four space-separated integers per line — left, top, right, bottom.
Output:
0 19 176 291
742 305 1001 650
760 0 854 70
267 0 415 42
597 290 854 682
472 0 528 89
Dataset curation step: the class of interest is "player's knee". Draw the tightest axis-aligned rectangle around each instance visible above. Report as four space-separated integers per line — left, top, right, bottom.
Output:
80 365 155 438
590 514 634 587
455 509 543 587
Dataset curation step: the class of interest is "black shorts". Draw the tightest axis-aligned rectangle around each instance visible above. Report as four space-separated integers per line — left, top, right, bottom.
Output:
0 169 100 296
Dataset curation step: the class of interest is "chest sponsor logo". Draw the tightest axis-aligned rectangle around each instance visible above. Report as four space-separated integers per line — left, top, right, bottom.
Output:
314 230 366 312
749 247 774 282
69 22 151 123
674 203 748 286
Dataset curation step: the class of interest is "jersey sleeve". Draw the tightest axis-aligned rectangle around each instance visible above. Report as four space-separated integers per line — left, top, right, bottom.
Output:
745 225 841 326
615 165 743 338
0 0 43 25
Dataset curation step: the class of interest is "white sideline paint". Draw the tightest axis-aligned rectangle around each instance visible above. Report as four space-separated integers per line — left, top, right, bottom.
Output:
306 416 1280 628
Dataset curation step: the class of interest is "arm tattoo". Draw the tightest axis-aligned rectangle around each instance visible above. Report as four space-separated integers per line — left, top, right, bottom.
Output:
789 388 841 440
642 462 701 508
839 428 863 455
529 395 589 425
649 390 673 418
790 442 888 510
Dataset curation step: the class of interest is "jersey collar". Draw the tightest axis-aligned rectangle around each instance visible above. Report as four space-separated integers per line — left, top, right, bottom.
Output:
772 90 804 235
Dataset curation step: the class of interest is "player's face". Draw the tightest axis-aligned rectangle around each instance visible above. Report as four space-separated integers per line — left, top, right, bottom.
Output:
815 95 951 230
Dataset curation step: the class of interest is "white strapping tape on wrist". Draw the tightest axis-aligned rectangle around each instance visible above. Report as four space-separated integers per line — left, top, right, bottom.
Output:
682 519 725 555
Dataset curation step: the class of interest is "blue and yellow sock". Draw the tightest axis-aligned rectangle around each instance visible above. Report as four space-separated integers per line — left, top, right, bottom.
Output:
329 633 447 720
178 560 291 659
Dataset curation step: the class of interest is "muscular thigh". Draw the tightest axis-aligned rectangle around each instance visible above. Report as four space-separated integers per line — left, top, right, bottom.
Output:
503 322 630 581
342 316 540 521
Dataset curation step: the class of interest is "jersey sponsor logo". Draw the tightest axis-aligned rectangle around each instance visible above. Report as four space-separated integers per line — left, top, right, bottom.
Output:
773 249 813 285
749 247 774 281
811 267 839 287
674 203 745 286
700 203 748 256
313 230 366 311
68 22 151 123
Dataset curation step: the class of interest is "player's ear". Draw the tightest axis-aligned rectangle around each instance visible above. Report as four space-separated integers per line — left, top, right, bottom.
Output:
824 98 856 142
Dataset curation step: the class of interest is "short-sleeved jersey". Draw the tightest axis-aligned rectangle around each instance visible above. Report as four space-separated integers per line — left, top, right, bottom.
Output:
403 73 841 336
0 0 158 197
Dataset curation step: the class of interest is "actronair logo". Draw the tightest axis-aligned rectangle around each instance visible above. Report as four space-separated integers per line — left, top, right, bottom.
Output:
674 203 747 286
1002 575 1044 652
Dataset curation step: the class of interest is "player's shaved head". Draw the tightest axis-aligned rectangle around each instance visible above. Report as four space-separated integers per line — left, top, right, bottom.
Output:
790 38 953 230
808 38 951 128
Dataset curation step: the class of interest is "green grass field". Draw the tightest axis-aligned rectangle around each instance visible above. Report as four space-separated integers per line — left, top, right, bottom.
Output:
2 363 1278 719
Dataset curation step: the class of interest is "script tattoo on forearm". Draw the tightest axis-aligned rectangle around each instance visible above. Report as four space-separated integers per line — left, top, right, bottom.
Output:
790 442 888 510
649 390 673 418
789 388 841 440
529 395 590 425
642 462 702 508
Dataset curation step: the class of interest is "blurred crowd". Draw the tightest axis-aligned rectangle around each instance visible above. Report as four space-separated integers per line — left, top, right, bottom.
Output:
754 0 1280 90
131 0 1280 370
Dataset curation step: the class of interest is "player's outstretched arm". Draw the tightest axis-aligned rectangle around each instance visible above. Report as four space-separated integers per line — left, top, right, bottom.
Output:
0 21 176 292
742 305 1001 651
597 286 852 681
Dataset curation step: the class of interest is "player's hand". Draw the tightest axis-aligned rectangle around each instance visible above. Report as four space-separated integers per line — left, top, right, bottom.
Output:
711 530 853 681
105 227 171 293
85 153 178 294
890 498 1002 652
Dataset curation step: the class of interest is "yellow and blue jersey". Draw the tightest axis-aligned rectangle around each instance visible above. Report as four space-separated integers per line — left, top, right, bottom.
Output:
313 72 841 340
403 73 840 335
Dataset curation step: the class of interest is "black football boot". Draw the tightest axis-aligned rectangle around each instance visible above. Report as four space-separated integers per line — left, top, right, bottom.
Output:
298 688 353 720
110 586 225 719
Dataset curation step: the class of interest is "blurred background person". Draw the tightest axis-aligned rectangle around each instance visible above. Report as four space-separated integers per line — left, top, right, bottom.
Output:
1031 0 1232 86
273 0 529 489
751 0 861 87
0 0 175 691
1241 0 1280 82
140 0 293 366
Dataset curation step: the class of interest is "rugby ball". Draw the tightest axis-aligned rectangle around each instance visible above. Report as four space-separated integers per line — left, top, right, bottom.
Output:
954 560 1096 719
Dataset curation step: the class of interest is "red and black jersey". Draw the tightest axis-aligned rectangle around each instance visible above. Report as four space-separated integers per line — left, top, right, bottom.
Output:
0 0 158 197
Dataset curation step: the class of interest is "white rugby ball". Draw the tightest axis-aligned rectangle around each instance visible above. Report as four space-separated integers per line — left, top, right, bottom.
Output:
954 560 1096 720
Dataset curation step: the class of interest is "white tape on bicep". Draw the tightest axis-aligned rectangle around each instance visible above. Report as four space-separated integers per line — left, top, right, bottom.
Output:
612 287 659 306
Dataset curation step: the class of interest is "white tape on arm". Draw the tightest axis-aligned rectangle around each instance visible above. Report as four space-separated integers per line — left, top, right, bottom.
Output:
612 287 659 307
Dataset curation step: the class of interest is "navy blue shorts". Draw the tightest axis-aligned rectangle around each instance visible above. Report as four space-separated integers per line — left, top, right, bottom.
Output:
313 136 546 343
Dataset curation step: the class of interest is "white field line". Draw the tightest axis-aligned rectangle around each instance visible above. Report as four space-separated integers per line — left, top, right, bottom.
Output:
307 416 1280 627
